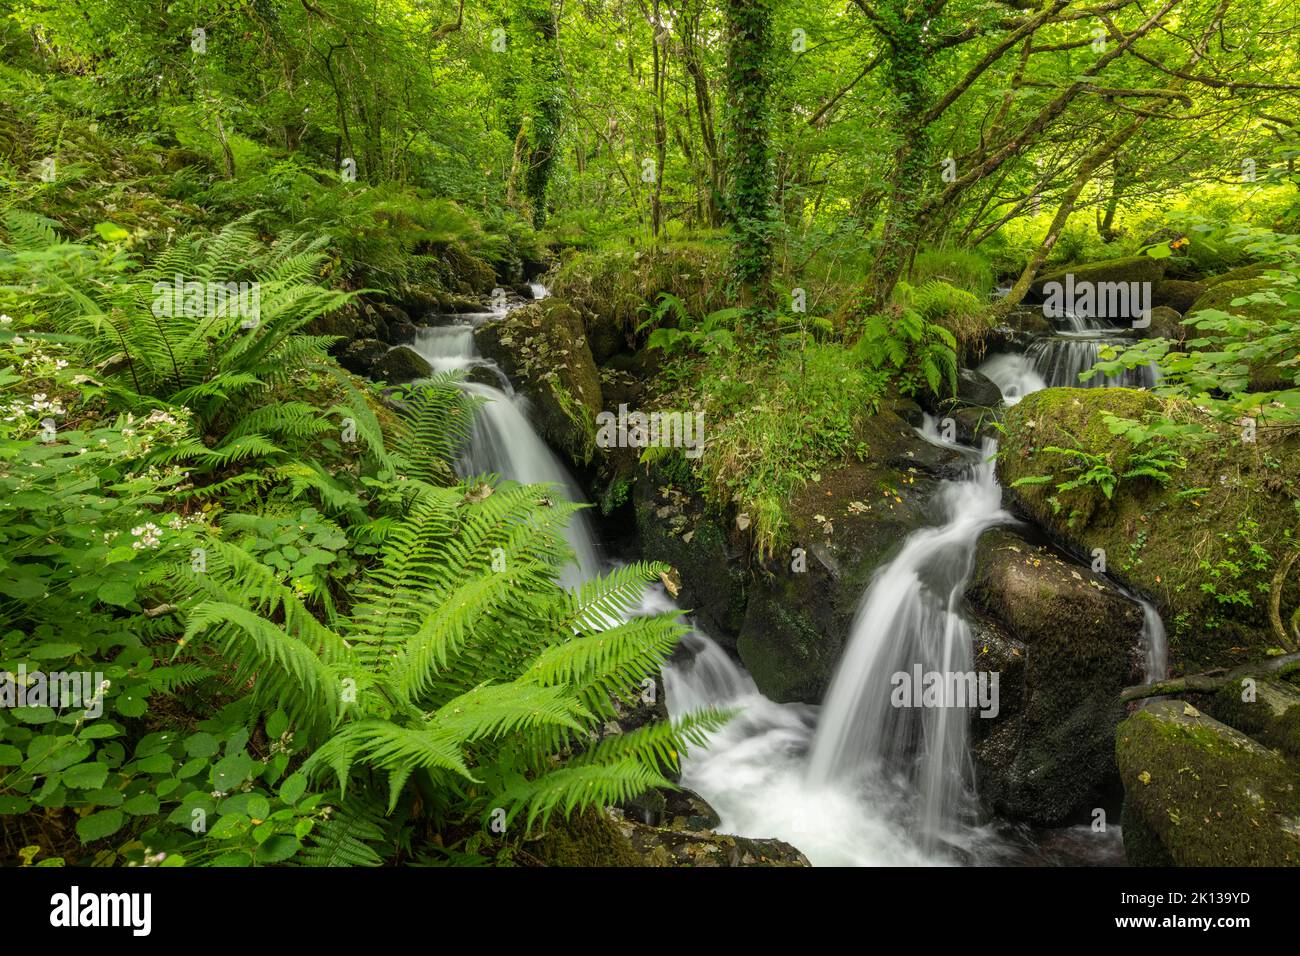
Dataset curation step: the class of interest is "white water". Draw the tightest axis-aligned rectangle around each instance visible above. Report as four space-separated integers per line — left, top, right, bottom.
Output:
805 440 1008 847
983 309 1159 397
421 289 1157 866
408 315 601 584
977 353 1047 405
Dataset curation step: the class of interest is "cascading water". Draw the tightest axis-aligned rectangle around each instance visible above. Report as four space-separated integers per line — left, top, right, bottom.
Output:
409 313 601 583
1025 330 1157 389
805 439 1008 848
418 287 1155 866
979 307 1159 402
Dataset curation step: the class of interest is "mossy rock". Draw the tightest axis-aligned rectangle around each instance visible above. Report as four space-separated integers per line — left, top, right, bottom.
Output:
1152 278 1205 314
524 809 644 866
551 242 729 363
371 345 432 385
999 387 1300 672
474 300 603 465
614 813 810 867
1029 255 1167 302
633 468 747 644
966 528 1145 824
1116 699 1300 866
1208 675 1300 760
1143 305 1185 344
734 405 955 703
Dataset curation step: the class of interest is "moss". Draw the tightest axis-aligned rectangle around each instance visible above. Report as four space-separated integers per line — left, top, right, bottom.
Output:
474 299 603 464
525 809 644 866
1000 387 1300 671
551 242 730 363
1208 678 1300 760
1116 701 1300 866
1031 254 1168 297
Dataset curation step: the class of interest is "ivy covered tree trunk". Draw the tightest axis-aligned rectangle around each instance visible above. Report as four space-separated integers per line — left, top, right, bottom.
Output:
860 10 932 313
723 0 775 312
521 0 563 229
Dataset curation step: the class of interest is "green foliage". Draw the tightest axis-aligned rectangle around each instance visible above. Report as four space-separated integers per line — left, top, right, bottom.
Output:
853 306 958 398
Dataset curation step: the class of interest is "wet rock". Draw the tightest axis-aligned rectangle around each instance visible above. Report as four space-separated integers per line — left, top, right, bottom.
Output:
1116 699 1300 866
474 299 603 465
338 337 389 378
1143 305 1185 343
1152 278 1205 314
371 345 432 385
956 367 1005 408
967 527 1145 825
633 467 747 645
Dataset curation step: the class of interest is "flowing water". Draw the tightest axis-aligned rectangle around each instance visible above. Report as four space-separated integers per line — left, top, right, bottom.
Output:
408 312 601 583
417 291 1149 866
979 309 1159 402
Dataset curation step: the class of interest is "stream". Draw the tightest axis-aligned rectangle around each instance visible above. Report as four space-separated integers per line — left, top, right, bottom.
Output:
409 294 1160 867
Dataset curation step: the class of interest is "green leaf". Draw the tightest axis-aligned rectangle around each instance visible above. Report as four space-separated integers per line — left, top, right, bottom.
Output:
279 772 307 805
63 762 110 789
76 809 125 842
255 835 302 864
122 792 160 815
212 752 255 791
184 732 220 758
97 581 135 606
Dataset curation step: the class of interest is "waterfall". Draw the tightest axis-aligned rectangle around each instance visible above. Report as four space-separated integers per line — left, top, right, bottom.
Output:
805 439 1009 847
1025 332 1157 389
413 293 1157 866
977 353 1047 405
408 320 601 584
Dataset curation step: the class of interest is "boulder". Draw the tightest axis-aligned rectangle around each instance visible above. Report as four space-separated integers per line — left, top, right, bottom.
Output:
1116 699 1300 866
966 527 1145 824
524 805 809 867
371 345 432 385
1028 255 1167 303
474 299 604 465
998 387 1300 672
1151 278 1205 314
338 337 389 378
1143 305 1185 343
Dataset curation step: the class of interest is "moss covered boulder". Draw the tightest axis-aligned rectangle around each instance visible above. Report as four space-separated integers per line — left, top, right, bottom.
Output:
524 805 809 866
734 405 957 703
1152 278 1205 314
1116 699 1300 866
966 528 1145 824
371 345 432 385
1029 255 1167 302
999 387 1300 672
474 299 603 465
551 242 729 364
